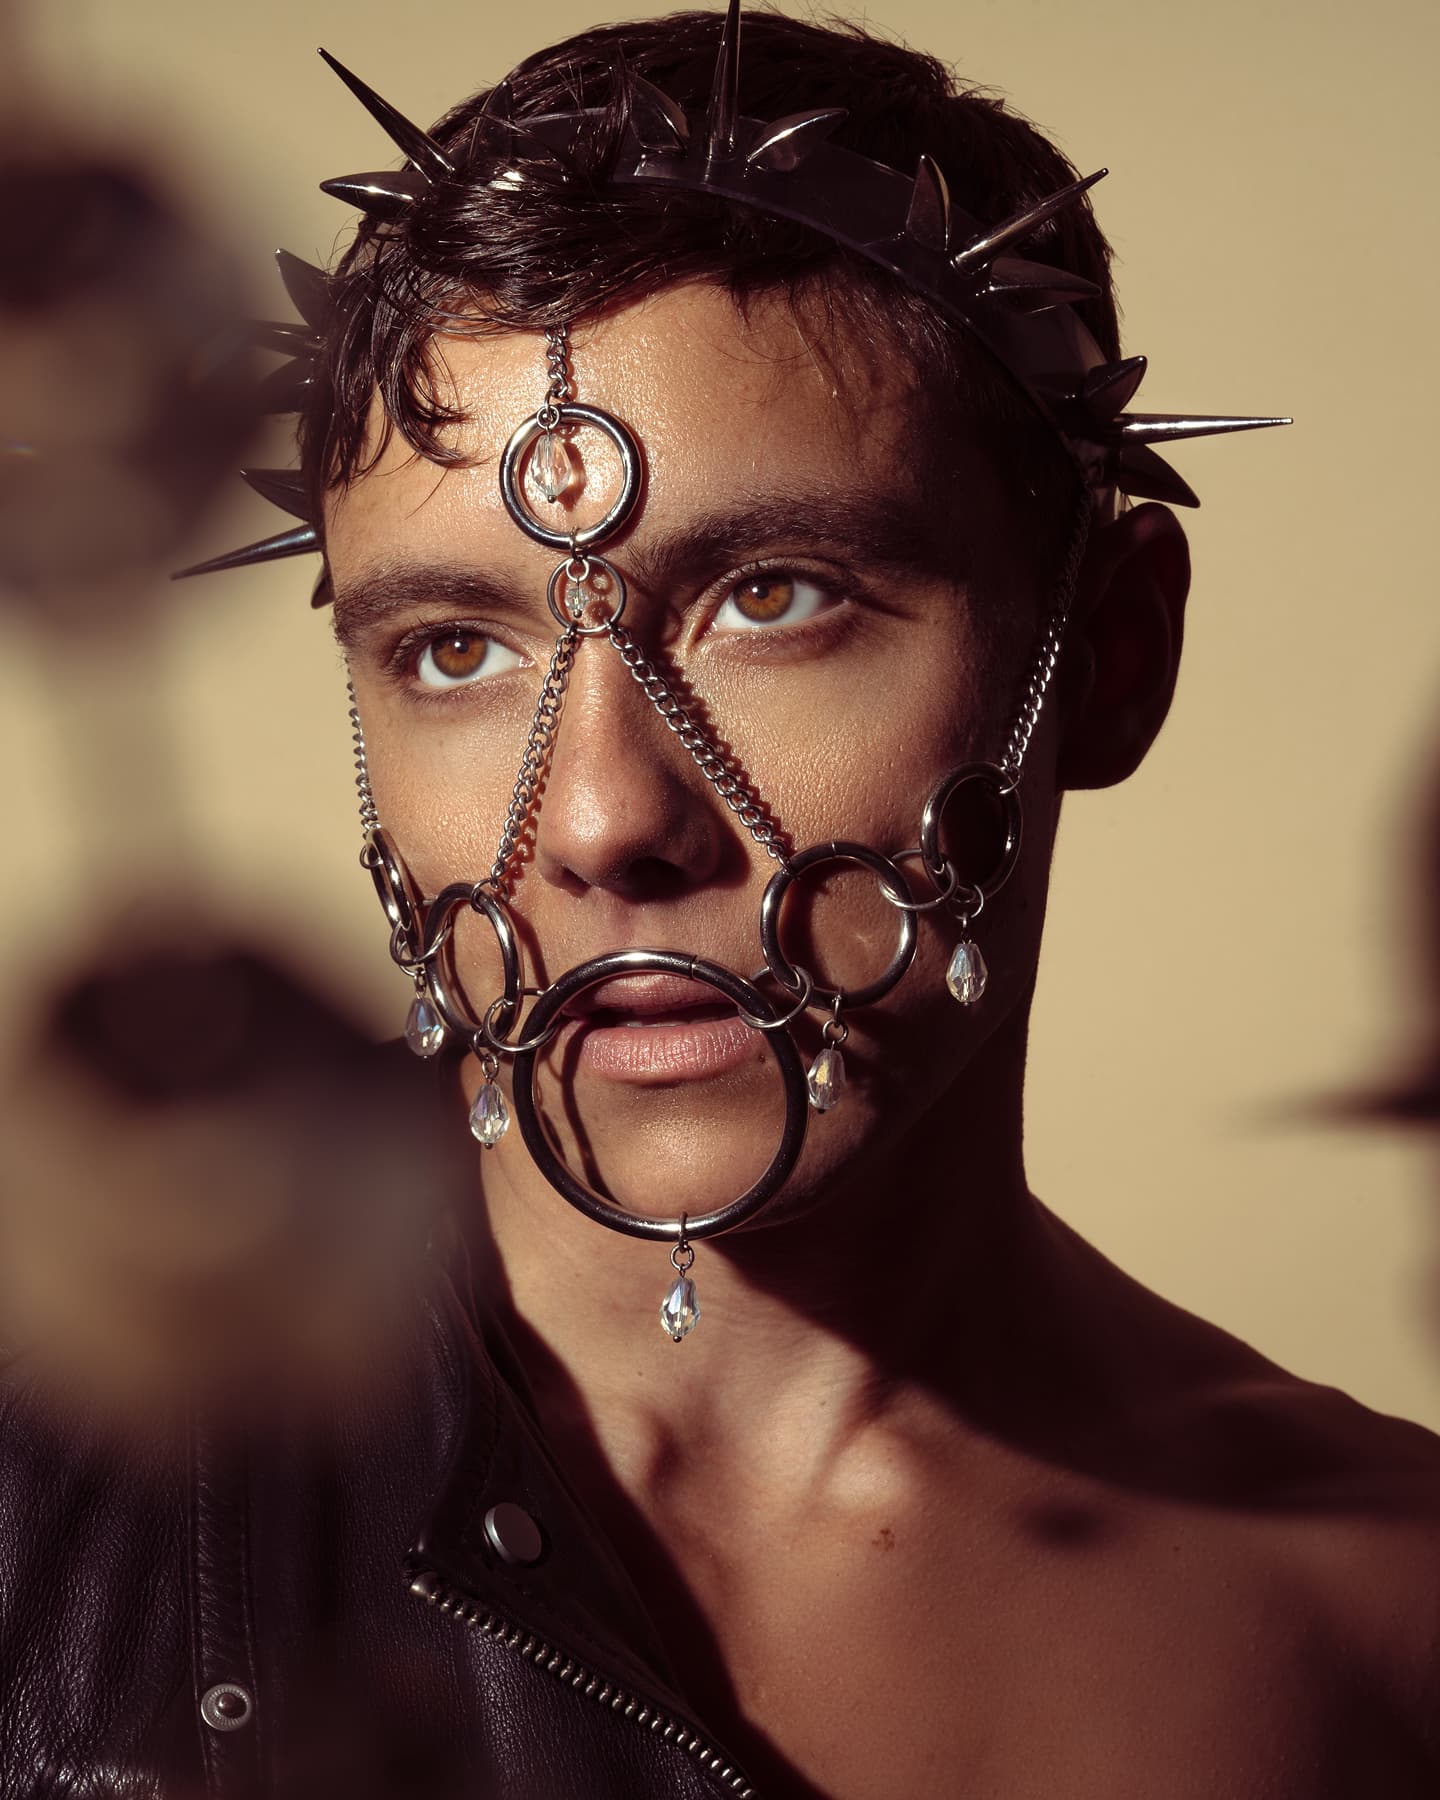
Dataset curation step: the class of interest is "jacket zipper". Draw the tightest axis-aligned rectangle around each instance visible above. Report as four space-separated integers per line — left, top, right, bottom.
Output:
408 1564 757 1798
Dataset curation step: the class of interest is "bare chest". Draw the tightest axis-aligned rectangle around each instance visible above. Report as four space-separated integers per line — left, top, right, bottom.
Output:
651 1502 1429 1800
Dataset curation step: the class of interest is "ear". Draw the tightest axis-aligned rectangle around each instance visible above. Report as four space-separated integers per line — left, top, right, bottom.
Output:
1054 501 1191 791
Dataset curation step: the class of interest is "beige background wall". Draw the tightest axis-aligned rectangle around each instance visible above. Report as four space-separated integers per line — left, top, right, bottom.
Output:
5 1 1439 1428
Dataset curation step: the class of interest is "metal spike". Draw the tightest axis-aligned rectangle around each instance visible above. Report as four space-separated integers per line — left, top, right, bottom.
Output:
253 319 320 357
320 170 428 219
1114 445 1200 509
983 256 1102 306
275 250 333 332
241 467 313 521
746 108 848 173
317 48 454 182
1113 411 1292 447
950 169 1107 278
704 0 743 167
623 63 690 154
172 523 321 580
256 358 316 415
481 78 515 124
905 154 952 253
1081 356 1148 419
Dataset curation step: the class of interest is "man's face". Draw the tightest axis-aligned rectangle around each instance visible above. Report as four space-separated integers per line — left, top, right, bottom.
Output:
328 283 1061 1224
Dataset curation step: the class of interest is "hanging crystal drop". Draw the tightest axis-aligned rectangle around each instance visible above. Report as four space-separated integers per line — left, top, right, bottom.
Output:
660 1274 700 1342
806 1043 846 1112
530 431 574 504
945 939 988 1004
405 993 446 1058
468 1080 510 1148
566 578 588 621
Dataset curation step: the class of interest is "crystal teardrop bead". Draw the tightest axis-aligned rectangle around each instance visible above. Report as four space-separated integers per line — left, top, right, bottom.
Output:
530 431 574 504
945 939 988 1004
806 1044 846 1112
660 1274 700 1342
468 1080 510 1148
405 994 446 1058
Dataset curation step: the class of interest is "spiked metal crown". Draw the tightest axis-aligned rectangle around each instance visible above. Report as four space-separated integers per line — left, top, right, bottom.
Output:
177 1 1287 586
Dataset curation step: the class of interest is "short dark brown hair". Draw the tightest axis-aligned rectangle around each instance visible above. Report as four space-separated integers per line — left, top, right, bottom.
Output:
302 6 1117 546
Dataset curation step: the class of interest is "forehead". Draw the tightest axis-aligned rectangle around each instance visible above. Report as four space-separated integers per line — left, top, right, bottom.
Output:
323 282 951 569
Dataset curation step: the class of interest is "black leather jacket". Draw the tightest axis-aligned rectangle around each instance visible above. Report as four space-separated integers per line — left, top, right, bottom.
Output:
0 1266 753 1800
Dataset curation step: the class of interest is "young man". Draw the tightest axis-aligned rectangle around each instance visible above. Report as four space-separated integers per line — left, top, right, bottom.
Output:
7 8 1439 1798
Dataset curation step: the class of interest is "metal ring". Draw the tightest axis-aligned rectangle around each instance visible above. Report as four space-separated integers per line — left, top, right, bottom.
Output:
482 994 560 1056
876 848 961 913
759 841 918 1009
737 963 815 1031
499 403 642 552
918 761 1023 904
422 883 524 1044
363 827 424 964
545 554 628 636
511 948 808 1241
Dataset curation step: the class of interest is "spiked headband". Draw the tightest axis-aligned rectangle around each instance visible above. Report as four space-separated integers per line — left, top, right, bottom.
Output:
177 0 1287 587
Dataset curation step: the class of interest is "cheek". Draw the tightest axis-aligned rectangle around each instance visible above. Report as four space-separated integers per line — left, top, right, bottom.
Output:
353 680 533 896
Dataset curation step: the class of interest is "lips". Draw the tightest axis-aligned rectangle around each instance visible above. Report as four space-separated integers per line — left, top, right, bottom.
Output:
559 973 761 1084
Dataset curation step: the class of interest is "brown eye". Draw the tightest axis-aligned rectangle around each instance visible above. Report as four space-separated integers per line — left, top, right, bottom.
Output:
415 630 522 689
734 576 795 622
714 573 831 634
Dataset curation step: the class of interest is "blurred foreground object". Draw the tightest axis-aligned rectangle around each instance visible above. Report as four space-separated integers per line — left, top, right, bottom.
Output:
0 145 254 599
0 943 471 1443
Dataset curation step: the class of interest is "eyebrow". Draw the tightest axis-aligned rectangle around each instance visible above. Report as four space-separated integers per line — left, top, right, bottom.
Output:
332 486 961 648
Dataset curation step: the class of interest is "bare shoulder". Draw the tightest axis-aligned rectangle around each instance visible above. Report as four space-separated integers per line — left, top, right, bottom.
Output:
1176 1350 1440 1762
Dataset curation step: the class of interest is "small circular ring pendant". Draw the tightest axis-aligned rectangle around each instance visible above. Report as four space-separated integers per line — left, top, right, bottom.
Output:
759 840 918 1009
499 403 642 552
511 948 808 1241
546 554 628 635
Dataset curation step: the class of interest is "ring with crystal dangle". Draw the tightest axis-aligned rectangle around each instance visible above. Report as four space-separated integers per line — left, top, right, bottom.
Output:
418 881 525 1048
509 948 809 1241
917 761 1023 902
362 826 425 965
499 402 643 552
758 840 919 1009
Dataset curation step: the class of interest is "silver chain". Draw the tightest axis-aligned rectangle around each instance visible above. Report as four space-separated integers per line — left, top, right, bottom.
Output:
537 324 572 431
998 491 1092 786
485 624 581 895
607 624 790 864
348 677 380 834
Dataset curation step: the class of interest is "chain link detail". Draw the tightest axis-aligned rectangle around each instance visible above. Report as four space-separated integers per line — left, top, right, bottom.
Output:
348 678 380 835
536 323 572 430
607 623 790 866
998 491 1093 787
485 625 581 896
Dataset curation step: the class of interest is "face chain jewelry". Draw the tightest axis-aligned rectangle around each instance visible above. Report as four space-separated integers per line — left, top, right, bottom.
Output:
338 324 1083 1341
178 7 1288 1341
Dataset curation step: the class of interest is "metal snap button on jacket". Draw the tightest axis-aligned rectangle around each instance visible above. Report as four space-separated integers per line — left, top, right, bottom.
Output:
483 1501 544 1566
199 1683 254 1732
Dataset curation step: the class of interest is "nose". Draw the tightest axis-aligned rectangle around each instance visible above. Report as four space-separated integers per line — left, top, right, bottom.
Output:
531 638 733 902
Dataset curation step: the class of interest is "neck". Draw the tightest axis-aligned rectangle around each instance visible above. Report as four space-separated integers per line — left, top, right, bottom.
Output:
464 995 1099 1498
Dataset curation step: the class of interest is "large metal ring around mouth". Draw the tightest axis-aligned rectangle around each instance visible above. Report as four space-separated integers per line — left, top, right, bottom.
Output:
499 403 642 552
511 948 808 1241
759 841 918 1010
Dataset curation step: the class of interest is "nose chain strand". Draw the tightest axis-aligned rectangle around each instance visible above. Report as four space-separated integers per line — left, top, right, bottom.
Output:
485 623 581 898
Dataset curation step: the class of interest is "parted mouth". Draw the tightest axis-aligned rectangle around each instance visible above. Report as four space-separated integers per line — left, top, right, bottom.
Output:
563 974 736 1025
